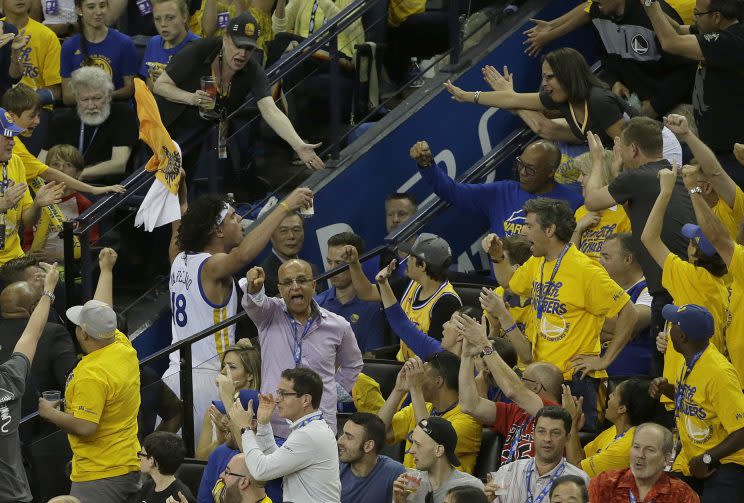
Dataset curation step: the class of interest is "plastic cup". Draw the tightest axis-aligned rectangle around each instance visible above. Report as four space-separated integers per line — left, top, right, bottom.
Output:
42 390 61 401
298 198 314 218
402 469 423 494
199 76 218 119
486 472 509 496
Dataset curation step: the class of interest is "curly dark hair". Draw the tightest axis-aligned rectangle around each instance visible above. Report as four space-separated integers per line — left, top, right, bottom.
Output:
176 194 231 253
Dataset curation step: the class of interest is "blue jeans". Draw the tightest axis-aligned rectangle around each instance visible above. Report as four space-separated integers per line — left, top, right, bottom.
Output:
568 373 601 433
674 463 744 502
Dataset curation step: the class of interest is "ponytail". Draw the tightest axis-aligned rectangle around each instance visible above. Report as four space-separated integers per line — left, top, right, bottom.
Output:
74 0 93 66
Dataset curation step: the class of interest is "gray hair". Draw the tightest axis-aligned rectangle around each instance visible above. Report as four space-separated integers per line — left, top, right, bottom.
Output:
69 66 114 97
633 423 674 456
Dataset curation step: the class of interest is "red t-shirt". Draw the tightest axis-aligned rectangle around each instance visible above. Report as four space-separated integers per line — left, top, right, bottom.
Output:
490 397 558 464
589 468 700 503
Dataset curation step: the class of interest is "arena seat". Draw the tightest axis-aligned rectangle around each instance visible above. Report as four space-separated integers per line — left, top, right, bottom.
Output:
362 359 404 398
175 458 207 497
473 428 503 479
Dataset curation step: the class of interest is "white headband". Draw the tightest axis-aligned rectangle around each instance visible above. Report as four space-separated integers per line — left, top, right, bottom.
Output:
217 203 232 226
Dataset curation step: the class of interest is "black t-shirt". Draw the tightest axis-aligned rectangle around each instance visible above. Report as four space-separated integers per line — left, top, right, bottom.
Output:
608 160 695 295
46 103 139 182
539 85 636 145
693 22 744 152
0 353 31 503
157 37 272 137
138 367 183 441
137 478 195 503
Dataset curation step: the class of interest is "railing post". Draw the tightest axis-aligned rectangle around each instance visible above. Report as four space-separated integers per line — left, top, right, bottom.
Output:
62 221 78 313
180 345 195 456
442 0 470 72
329 30 341 160
79 228 93 302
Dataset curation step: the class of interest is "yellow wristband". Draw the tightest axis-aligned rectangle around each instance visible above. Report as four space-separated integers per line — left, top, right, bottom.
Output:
279 201 291 213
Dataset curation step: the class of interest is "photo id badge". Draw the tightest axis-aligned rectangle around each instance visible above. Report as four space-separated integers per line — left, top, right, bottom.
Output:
136 0 153 16
44 0 58 15
217 12 230 28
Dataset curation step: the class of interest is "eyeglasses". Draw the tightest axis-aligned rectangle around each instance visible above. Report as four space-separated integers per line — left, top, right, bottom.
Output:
275 389 300 399
693 9 718 16
278 277 312 287
515 157 536 176
136 451 150 459
520 376 545 393
222 467 249 479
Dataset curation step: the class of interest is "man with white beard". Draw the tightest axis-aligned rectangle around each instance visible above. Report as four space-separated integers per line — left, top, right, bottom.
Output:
41 66 137 184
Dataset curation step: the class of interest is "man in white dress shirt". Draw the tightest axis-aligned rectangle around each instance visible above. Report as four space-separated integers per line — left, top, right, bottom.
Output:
484 406 590 503
229 367 341 503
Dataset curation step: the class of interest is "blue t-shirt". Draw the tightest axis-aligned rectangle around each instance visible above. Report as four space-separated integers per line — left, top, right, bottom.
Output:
315 287 386 352
340 456 406 503
61 29 138 89
604 279 653 376
139 32 200 79
197 443 238 503
420 164 584 236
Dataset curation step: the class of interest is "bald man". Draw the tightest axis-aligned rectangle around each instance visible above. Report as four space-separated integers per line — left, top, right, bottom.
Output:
459 322 565 465
240 260 363 439
0 277 77 501
411 139 583 237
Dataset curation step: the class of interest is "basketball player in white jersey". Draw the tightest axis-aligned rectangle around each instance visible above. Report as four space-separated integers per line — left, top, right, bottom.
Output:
166 184 313 438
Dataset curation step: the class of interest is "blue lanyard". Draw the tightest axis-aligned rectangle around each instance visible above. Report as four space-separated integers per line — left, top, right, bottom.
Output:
505 422 526 463
674 346 706 420
431 401 458 416
536 244 571 319
308 0 320 33
628 489 653 503
294 412 324 430
525 459 566 503
79 123 99 156
286 314 315 366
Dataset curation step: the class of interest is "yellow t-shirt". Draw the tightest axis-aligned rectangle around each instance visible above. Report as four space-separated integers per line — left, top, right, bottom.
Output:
712 186 744 243
584 0 693 23
509 244 630 379
660 254 730 406
574 205 631 261
0 154 34 265
672 344 744 475
1 17 62 92
14 137 49 180
727 244 744 382
351 372 387 414
581 424 635 477
397 280 460 361
391 402 482 474
65 330 141 482
388 0 425 27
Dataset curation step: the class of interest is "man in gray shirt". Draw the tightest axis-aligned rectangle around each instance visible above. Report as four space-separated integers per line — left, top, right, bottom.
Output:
392 416 484 503
0 264 59 502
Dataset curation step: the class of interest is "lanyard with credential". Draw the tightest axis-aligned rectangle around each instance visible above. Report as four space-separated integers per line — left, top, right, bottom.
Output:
505 421 526 463
628 489 653 503
536 243 571 319
308 0 321 33
287 314 315 366
674 345 706 419
79 123 99 156
525 459 566 503
295 411 324 429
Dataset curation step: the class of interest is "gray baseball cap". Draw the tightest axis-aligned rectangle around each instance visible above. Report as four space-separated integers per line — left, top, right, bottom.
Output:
66 300 118 339
398 233 452 268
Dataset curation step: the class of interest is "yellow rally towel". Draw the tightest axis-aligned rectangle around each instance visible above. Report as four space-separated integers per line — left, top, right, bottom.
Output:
133 78 183 231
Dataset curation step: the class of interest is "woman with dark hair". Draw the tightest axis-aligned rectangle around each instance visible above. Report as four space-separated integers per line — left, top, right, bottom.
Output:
444 47 681 167
60 0 138 104
563 378 658 477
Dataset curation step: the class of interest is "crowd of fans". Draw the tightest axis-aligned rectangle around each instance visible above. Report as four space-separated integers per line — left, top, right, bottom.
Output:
1 0 744 502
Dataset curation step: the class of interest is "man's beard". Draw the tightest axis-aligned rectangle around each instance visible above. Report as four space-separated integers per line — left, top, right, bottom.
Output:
78 101 111 126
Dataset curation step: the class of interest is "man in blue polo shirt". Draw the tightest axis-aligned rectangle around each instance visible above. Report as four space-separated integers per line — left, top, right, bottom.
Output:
410 140 583 236
316 232 386 355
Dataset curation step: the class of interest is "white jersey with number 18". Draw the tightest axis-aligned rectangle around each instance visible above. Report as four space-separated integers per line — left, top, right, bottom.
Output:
167 251 236 372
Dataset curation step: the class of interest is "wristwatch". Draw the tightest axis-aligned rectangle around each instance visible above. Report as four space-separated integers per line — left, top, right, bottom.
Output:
702 453 720 468
690 186 703 195
479 346 494 359
643 0 656 6
42 291 55 303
